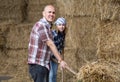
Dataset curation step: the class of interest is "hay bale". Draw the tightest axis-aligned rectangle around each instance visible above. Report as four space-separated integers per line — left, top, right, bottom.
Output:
27 0 43 22
0 32 6 48
0 23 33 49
56 0 120 22
0 22 15 50
62 16 99 82
11 23 33 48
97 21 120 62
99 0 120 21
27 5 43 22
77 61 120 82
65 16 98 48
0 22 33 82
64 16 98 66
0 0 28 23
0 22 33 49
28 0 55 5
0 49 32 82
56 0 100 16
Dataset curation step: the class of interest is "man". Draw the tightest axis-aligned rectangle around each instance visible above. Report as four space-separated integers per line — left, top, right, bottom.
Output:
28 5 67 82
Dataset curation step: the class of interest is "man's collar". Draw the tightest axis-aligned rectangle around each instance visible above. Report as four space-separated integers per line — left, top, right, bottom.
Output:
41 17 52 28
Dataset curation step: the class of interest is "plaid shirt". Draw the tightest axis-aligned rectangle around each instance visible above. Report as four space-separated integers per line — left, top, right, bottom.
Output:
51 30 65 59
28 17 53 69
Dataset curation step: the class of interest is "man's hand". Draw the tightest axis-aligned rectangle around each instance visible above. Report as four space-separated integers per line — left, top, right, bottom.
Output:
59 60 67 70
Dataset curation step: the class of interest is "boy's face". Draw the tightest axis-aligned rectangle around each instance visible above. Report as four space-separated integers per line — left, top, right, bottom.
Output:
57 24 66 32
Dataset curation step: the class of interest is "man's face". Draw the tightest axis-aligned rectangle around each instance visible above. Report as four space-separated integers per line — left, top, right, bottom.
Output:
43 5 56 22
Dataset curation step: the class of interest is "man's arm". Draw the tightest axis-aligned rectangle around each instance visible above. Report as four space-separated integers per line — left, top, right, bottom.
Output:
46 39 67 68
46 39 62 62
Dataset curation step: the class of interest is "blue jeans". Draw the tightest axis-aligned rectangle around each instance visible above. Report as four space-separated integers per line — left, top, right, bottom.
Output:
29 64 49 82
49 60 58 82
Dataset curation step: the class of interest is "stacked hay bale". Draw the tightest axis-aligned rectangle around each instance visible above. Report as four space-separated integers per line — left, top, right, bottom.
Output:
97 21 120 62
76 0 120 82
0 22 33 82
0 0 27 23
98 0 120 21
56 0 99 82
75 21 120 82
0 0 58 82
0 30 6 49
76 21 120 82
0 0 57 23
56 0 120 82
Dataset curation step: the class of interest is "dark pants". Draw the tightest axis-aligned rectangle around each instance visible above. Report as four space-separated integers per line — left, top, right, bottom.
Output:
29 64 49 82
